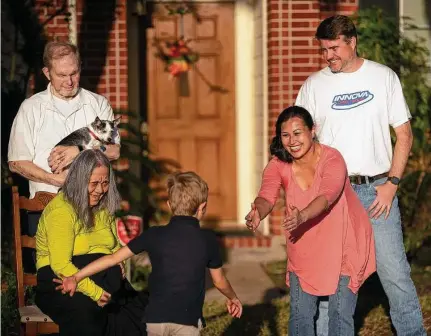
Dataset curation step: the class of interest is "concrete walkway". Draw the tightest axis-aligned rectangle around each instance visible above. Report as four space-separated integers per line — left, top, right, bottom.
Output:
205 237 288 305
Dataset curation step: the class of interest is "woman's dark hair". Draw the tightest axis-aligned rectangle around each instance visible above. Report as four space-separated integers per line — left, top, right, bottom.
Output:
270 106 315 163
62 149 120 231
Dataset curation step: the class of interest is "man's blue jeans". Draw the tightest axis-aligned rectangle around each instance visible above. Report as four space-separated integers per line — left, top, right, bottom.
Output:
316 177 426 336
289 272 357 336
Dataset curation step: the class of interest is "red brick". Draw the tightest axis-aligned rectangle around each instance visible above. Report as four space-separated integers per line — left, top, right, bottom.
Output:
268 31 279 39
291 21 310 28
293 84 303 91
268 48 280 56
289 12 319 19
292 3 311 11
269 21 280 29
312 2 321 10
337 5 358 12
292 48 318 55
292 30 316 38
256 237 263 247
292 40 310 47
268 13 279 20
271 226 282 235
293 66 319 73
268 2 279 11
268 74 280 82
225 238 235 248
268 40 280 48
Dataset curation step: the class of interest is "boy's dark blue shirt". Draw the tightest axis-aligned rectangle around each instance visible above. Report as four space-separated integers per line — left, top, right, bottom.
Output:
127 215 223 327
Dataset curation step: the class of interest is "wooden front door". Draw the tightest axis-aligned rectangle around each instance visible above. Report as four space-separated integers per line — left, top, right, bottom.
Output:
147 2 237 222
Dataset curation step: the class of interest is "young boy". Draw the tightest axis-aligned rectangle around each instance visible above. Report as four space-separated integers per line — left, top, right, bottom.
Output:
55 171 242 335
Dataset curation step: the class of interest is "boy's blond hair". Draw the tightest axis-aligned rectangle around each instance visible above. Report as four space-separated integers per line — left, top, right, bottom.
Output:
167 171 208 216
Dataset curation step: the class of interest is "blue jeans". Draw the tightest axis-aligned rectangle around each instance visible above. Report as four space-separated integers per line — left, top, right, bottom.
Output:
289 272 357 336
316 177 426 336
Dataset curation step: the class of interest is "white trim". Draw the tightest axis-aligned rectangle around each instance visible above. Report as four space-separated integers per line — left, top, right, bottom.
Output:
235 1 255 225
261 0 269 235
68 0 77 45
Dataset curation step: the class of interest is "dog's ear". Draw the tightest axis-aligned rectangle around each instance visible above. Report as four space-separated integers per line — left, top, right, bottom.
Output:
113 116 121 127
94 116 102 126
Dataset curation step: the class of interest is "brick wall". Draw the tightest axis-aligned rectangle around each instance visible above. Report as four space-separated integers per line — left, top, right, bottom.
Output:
76 0 128 110
35 0 128 111
267 0 359 235
37 0 70 42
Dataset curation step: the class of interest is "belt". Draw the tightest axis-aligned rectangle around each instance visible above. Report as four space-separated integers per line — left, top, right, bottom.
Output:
349 172 389 185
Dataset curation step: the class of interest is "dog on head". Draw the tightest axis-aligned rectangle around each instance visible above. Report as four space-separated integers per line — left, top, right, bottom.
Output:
55 116 121 150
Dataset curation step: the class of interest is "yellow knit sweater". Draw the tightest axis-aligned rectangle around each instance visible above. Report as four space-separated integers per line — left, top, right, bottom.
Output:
36 192 120 301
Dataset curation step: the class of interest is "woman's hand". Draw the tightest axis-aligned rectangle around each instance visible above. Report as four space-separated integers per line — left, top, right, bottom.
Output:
53 274 78 296
97 291 111 307
283 204 305 233
245 203 260 232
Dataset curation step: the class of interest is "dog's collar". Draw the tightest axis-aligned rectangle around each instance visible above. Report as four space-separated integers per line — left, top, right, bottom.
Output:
88 128 102 142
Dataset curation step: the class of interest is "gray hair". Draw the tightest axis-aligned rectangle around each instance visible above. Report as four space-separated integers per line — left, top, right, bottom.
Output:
43 41 81 70
62 149 120 231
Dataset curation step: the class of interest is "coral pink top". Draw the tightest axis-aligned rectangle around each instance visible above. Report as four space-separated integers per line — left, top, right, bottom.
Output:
258 145 376 295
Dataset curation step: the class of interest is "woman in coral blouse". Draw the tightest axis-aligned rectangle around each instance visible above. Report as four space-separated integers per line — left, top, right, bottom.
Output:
245 106 376 336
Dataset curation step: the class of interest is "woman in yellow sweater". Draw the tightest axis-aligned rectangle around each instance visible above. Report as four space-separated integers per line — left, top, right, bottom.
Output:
35 149 147 336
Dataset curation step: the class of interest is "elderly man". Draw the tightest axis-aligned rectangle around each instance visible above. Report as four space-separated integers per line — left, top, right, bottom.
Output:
8 41 120 198
8 41 121 255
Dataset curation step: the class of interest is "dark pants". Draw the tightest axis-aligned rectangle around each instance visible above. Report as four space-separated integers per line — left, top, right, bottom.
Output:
36 254 148 336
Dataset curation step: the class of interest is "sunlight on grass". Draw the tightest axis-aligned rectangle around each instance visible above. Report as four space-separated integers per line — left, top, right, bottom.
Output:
201 263 431 335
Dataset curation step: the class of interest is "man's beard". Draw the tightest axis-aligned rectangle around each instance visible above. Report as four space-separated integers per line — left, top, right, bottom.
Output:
59 86 79 99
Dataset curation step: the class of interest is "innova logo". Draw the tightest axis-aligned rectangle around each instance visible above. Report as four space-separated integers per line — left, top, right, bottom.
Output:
331 90 374 110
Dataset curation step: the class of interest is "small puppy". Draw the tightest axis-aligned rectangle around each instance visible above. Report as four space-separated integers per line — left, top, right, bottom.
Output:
55 116 121 150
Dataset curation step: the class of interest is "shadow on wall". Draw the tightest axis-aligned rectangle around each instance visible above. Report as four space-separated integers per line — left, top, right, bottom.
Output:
77 0 117 90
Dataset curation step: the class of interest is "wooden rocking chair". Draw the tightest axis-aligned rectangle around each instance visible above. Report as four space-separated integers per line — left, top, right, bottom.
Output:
12 186 59 335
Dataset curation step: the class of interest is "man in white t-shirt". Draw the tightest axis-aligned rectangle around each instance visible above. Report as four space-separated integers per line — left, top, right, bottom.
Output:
8 42 120 244
295 15 425 336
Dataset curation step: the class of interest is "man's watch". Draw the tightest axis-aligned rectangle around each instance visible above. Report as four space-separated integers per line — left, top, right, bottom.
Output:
387 176 401 186
99 145 107 153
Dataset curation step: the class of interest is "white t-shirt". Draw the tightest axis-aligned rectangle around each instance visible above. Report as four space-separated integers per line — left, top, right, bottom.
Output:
8 84 115 197
295 59 411 176
52 94 80 118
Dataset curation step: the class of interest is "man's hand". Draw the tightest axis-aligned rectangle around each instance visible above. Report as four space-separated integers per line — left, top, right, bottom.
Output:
245 203 260 232
283 204 305 233
97 291 112 307
368 182 398 219
48 146 80 173
226 297 243 318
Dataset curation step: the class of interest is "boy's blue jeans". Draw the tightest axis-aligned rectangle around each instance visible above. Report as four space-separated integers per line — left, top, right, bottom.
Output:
289 272 357 336
316 178 426 336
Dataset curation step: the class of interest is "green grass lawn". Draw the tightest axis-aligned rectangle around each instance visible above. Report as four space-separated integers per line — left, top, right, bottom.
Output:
201 262 431 336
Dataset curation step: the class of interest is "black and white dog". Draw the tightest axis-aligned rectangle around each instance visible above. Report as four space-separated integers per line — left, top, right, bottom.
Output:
55 116 121 151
